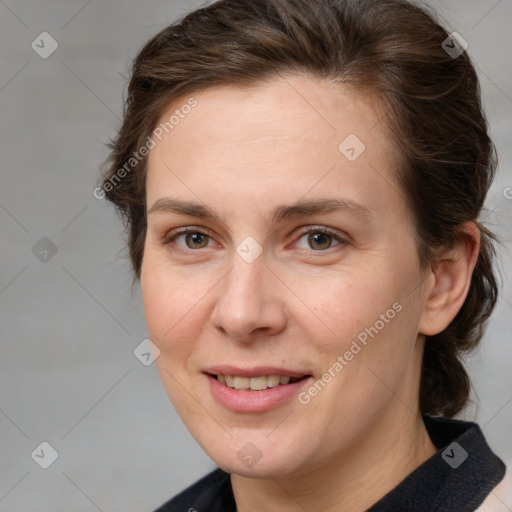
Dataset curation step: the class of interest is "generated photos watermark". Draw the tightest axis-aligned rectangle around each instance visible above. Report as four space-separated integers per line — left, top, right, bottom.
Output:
93 97 198 200
298 301 403 405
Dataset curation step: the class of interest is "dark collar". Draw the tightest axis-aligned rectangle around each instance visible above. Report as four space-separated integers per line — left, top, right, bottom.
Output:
155 416 505 512
367 415 506 511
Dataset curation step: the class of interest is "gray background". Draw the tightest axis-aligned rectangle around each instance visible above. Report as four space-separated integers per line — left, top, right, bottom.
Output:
1 1 511 510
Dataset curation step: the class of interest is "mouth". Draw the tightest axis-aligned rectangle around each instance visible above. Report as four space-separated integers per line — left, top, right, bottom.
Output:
204 370 314 413
208 373 311 391
204 368 314 412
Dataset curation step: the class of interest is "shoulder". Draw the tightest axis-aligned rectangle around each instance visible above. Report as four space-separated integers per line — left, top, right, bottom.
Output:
424 416 507 510
369 416 507 511
152 468 235 512
474 466 512 512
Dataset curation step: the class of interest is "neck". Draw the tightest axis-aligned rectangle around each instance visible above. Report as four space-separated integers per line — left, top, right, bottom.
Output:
231 339 437 512
231 409 436 512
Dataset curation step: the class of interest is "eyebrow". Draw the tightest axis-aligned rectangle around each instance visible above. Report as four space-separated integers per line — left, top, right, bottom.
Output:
147 197 373 225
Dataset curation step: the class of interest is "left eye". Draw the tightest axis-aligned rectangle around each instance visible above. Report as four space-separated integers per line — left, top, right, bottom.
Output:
294 229 345 251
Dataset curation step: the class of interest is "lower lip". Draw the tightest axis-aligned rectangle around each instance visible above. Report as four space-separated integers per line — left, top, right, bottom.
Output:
206 374 313 413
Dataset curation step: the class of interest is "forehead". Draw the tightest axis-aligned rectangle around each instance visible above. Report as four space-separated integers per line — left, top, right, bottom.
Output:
146 73 403 220
152 74 387 147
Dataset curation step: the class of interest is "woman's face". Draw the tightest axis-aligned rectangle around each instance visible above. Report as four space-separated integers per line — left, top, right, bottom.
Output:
141 74 431 478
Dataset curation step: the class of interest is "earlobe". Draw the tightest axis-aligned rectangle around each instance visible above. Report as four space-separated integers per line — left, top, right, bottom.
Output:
418 222 481 336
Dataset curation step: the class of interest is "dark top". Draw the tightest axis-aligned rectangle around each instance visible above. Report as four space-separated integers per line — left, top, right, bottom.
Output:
154 415 506 512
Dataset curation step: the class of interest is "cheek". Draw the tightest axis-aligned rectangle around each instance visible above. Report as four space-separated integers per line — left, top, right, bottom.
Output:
318 282 420 410
304 274 399 352
140 261 204 358
303 266 419 405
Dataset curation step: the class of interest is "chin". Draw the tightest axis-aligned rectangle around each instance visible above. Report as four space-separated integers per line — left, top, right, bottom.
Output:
198 432 312 479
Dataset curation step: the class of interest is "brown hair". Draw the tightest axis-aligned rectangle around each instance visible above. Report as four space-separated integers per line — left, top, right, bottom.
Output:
100 0 501 417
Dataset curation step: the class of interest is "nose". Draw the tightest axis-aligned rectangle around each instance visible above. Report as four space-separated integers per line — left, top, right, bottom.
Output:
210 252 287 343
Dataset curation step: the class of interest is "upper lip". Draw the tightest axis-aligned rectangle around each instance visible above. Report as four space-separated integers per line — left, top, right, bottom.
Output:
204 365 311 378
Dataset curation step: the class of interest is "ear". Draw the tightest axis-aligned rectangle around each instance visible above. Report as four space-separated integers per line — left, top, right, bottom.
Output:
418 222 480 336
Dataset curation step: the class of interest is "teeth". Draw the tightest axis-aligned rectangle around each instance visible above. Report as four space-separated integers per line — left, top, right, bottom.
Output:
233 376 250 390
215 374 303 391
249 376 267 391
267 375 281 388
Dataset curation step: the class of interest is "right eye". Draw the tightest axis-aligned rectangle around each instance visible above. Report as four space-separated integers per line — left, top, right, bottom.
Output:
162 228 216 252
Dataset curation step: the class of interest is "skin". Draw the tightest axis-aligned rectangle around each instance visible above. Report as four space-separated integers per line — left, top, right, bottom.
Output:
140 73 480 512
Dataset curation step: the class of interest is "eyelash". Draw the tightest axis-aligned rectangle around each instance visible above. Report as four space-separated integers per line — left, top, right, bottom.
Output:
161 226 349 255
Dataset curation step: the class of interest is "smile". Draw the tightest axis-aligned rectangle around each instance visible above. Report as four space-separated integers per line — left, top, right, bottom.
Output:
214 374 306 391
205 371 313 412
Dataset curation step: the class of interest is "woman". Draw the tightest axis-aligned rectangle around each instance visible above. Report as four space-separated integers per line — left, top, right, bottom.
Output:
100 0 506 510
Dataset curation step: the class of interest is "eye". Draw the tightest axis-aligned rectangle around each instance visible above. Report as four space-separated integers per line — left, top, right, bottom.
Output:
161 226 348 254
162 228 215 251
293 226 347 252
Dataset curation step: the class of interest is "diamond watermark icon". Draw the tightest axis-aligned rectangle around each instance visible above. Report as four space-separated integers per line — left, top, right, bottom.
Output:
237 442 262 468
134 338 161 366
31 32 59 59
441 442 468 469
32 237 58 263
442 32 468 59
31 441 58 469
338 134 366 161
236 236 263 264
